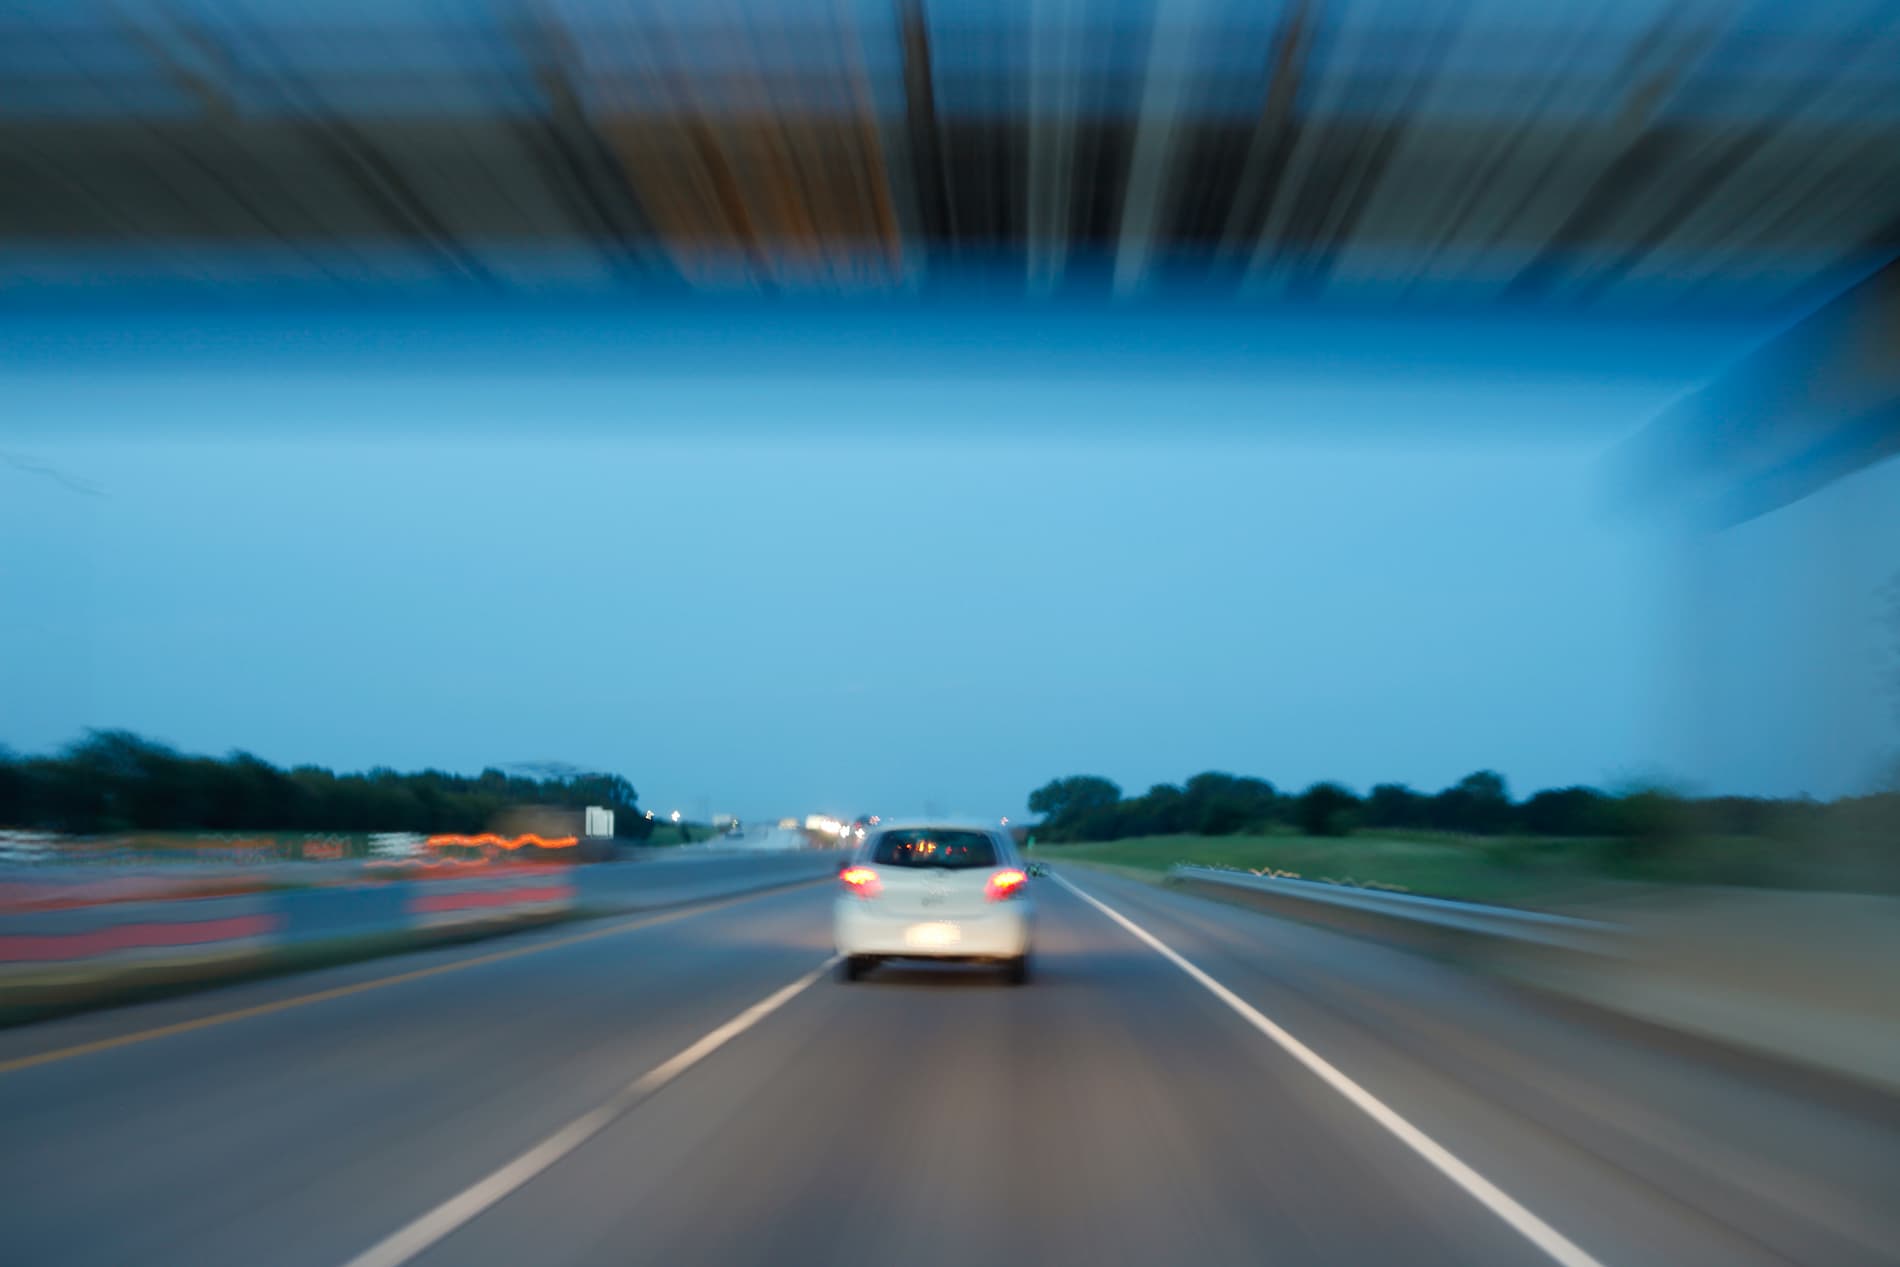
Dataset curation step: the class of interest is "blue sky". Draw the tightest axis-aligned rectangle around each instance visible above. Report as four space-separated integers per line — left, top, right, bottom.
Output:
4 303 1891 818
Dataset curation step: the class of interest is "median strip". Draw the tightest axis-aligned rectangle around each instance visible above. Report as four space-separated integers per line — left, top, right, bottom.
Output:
0 879 822 1076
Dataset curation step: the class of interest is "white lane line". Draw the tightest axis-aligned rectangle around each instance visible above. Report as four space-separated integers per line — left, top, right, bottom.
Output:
339 957 837 1267
1053 873 1609 1267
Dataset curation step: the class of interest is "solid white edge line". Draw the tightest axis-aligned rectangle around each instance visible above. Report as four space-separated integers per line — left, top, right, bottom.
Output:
339 956 839 1267
1052 873 1609 1267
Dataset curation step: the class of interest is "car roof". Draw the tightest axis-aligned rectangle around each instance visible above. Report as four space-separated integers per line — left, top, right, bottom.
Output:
868 819 1006 835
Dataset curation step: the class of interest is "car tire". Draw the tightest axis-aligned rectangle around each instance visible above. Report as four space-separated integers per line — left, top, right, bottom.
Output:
839 955 871 982
1004 955 1030 986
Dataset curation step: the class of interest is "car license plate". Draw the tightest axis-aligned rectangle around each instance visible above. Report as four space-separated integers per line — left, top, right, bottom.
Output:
905 921 960 949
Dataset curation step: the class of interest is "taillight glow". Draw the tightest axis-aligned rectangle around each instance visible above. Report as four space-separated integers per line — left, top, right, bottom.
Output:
840 866 882 898
986 869 1028 901
425 833 579 850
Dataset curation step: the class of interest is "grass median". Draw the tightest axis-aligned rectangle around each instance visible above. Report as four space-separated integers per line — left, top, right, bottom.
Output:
1035 830 1851 910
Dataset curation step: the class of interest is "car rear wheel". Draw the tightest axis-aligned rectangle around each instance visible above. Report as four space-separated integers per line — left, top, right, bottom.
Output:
1004 954 1030 986
839 954 872 982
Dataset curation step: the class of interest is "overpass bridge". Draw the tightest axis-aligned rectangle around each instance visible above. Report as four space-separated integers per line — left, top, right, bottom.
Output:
4 1 1898 514
3 0 1897 314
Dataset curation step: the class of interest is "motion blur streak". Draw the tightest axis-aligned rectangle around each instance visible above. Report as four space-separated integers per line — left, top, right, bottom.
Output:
3 3 1899 1265
9 873 1894 1266
1053 874 1606 1267
338 958 835 1267
4 1 1899 309
423 834 579 850
0 882 807 1077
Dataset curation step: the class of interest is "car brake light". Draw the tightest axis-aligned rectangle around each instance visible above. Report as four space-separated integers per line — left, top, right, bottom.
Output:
840 866 881 898
986 868 1028 901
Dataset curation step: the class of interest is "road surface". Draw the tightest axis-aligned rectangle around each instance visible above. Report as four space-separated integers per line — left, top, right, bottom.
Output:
1 866 1894 1267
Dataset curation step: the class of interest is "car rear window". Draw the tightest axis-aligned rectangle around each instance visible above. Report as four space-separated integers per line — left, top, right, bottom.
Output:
869 829 998 870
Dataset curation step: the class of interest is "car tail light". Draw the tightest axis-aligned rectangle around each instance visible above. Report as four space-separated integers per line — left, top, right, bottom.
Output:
839 866 881 898
986 868 1028 901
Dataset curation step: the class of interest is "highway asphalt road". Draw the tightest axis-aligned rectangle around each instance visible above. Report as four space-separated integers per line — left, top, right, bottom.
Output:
1 865 1895 1267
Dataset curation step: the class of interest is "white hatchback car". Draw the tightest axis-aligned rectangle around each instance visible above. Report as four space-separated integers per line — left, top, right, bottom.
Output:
833 822 1034 983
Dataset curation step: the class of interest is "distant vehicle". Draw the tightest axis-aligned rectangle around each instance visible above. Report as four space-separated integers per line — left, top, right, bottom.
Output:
834 822 1033 984
723 820 744 838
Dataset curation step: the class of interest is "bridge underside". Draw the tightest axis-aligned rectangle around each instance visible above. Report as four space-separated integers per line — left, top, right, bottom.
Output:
4 2 1898 314
1625 257 1900 525
6 2 1900 511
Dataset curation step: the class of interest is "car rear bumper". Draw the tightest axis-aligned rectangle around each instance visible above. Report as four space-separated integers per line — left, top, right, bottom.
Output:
834 899 1032 960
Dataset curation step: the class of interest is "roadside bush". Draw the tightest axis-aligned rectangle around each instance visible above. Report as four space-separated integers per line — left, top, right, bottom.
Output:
1296 783 1359 837
1602 786 1688 869
1519 787 1614 836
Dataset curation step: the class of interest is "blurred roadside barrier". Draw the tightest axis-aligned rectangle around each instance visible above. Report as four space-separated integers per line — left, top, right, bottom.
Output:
1166 865 1900 1095
0 853 835 1015
0 832 59 865
1167 864 1618 956
0 894 281 997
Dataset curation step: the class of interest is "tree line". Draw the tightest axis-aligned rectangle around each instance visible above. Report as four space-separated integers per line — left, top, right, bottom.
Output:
1028 769 1900 847
0 731 653 839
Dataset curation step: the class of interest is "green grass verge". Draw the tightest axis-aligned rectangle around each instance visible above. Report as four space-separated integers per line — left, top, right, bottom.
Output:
1033 830 1880 909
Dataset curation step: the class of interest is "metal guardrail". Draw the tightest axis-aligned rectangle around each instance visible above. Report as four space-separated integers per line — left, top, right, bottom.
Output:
1163 865 1900 1097
1166 865 1624 958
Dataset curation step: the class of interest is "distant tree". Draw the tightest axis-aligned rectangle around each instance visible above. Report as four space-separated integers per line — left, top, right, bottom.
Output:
1518 786 1611 836
1431 769 1512 834
56 730 182 832
1008 762 1899 875
1027 771 1289 841
1184 772 1277 834
0 746 22 827
1605 784 1687 866
1183 772 1275 803
1296 782 1359 837
1117 784 1184 837
0 731 649 838
1688 795 1786 839
1028 776 1122 825
1460 770 1508 800
1070 805 1134 841
1363 783 1427 829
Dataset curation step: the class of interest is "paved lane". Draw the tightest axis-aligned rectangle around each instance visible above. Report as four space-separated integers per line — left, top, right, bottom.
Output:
0 883 835 1267
0 868 1893 1267
1053 870 1900 1267
409 876 1540 1267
